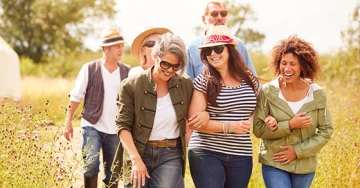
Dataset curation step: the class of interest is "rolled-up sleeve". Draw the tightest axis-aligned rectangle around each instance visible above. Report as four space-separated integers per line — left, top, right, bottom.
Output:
69 64 89 102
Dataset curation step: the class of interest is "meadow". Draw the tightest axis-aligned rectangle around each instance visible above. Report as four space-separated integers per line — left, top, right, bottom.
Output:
1 49 359 187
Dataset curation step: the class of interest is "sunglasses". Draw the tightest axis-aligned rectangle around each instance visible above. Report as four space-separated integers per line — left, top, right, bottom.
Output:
207 10 228 17
202 45 225 56
143 40 156 48
160 60 182 71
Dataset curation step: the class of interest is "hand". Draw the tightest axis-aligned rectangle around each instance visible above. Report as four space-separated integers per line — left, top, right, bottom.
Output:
188 111 210 130
273 145 297 165
231 120 252 134
289 112 312 129
63 123 73 141
264 115 278 131
131 158 150 188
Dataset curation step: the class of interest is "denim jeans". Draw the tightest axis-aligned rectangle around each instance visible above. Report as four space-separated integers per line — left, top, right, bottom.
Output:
188 148 252 188
125 142 184 188
262 164 315 188
82 126 120 184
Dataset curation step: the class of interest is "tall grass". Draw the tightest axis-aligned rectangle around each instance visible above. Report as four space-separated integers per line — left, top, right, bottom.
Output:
2 49 359 187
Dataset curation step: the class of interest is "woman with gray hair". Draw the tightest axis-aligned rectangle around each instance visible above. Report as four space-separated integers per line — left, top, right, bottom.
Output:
112 32 193 188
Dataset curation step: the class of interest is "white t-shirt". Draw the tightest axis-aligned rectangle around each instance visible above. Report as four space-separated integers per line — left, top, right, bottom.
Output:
149 93 180 140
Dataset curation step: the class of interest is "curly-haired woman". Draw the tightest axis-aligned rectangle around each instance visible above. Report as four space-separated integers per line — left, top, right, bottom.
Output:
253 35 333 188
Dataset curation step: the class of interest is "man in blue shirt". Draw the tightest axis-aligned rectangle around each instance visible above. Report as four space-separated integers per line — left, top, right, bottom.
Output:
186 1 257 80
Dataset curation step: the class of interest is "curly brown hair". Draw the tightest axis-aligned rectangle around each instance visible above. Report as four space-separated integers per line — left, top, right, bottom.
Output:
268 34 321 81
200 44 259 107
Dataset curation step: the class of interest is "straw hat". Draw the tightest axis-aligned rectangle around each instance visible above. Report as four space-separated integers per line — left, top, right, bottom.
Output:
199 25 238 48
131 26 171 61
100 27 126 47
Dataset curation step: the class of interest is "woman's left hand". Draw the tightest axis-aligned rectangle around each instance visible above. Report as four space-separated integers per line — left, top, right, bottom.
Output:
273 145 297 165
188 111 210 130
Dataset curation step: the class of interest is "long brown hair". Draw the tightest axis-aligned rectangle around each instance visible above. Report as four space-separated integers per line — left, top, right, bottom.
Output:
200 44 259 106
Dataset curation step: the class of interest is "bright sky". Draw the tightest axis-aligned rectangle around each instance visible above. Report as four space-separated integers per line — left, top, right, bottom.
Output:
87 0 359 54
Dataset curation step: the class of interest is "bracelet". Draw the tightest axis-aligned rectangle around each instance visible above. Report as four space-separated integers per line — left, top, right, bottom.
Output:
222 122 225 134
227 121 231 133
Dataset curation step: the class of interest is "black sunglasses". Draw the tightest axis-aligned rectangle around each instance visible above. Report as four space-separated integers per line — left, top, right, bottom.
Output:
143 40 156 48
202 45 225 56
207 10 228 17
160 60 182 71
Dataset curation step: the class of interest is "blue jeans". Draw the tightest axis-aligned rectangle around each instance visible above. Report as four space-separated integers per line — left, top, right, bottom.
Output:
82 126 120 184
262 164 315 188
188 148 252 188
125 142 184 188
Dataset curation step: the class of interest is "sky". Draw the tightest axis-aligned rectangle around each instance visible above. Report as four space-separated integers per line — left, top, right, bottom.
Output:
87 0 359 54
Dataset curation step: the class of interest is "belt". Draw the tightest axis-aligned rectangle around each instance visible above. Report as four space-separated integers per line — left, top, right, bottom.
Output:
146 138 180 148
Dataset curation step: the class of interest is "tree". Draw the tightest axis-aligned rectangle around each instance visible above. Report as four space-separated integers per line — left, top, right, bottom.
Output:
340 2 360 81
341 2 360 56
225 0 265 51
0 0 116 63
195 0 265 51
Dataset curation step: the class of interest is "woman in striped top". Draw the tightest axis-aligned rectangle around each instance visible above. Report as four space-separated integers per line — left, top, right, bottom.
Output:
187 25 259 188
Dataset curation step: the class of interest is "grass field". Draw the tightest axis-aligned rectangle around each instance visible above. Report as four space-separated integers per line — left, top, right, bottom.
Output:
1 74 356 187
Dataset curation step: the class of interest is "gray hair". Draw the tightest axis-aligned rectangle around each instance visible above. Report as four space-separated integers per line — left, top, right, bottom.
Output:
151 32 187 76
203 0 227 16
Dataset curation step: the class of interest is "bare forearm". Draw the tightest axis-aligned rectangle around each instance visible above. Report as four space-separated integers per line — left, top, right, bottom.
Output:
65 101 80 125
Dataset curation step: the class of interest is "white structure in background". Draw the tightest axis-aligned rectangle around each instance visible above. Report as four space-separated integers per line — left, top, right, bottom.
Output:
0 36 22 101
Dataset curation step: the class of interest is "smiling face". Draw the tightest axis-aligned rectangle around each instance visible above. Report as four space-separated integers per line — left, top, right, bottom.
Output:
153 52 180 83
280 52 302 84
204 45 229 71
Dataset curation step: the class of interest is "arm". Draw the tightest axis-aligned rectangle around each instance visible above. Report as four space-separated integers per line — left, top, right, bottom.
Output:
115 81 149 188
253 89 291 139
187 90 251 134
63 101 80 141
119 130 149 187
63 64 88 141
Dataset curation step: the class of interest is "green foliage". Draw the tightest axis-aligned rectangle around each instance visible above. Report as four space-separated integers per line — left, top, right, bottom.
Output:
320 3 360 83
225 0 266 50
0 0 116 63
0 98 82 187
20 47 139 78
249 51 270 79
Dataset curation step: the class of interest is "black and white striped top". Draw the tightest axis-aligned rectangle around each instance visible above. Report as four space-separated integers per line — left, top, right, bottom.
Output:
188 73 257 156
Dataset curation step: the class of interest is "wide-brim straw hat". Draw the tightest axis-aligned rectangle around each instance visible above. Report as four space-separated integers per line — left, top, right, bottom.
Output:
100 27 126 47
131 27 171 61
198 25 238 48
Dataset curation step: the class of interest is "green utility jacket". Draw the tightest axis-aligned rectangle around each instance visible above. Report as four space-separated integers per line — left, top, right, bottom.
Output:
253 78 333 174
112 68 193 182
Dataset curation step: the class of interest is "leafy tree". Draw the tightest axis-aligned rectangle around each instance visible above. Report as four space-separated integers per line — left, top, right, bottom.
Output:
322 2 360 82
225 0 265 51
340 2 360 81
194 0 265 51
0 0 116 63
341 2 360 57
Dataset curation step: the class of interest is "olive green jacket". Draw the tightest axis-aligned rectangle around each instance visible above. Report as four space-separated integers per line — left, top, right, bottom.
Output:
253 78 333 174
112 68 193 181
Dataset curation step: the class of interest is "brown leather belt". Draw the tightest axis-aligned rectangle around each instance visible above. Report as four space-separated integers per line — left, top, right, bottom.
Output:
147 138 180 148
